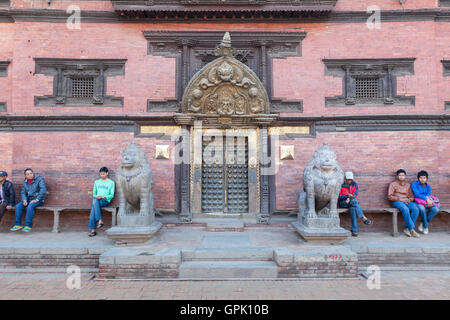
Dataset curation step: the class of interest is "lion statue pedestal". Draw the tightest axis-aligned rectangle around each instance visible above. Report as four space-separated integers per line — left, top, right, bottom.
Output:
106 142 162 246
291 142 350 245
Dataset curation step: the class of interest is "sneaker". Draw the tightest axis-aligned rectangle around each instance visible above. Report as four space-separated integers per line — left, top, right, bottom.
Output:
22 226 32 232
403 229 411 237
423 228 429 235
10 225 23 232
418 223 423 233
351 231 358 237
411 229 420 238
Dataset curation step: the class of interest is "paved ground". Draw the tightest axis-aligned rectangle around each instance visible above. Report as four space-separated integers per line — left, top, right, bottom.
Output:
0 271 449 300
1 225 449 253
1 224 449 300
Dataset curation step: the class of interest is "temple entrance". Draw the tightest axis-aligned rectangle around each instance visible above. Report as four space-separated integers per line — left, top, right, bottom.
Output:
201 134 249 214
176 32 278 221
191 127 260 217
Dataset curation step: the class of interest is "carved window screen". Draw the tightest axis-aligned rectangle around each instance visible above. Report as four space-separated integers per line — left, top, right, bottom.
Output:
71 78 95 98
355 77 380 99
34 59 126 107
323 59 416 107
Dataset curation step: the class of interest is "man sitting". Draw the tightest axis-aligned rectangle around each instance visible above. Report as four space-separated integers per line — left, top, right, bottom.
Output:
338 171 372 237
0 171 15 224
10 168 47 232
388 169 420 238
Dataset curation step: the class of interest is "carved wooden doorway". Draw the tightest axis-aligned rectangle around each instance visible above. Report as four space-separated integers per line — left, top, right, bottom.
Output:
176 33 278 221
191 127 260 217
202 134 248 214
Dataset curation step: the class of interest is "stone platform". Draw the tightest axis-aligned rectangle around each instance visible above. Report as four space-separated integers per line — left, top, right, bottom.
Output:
0 221 449 279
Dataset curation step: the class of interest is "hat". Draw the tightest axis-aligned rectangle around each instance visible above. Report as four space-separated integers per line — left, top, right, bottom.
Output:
345 172 354 179
0 171 7 177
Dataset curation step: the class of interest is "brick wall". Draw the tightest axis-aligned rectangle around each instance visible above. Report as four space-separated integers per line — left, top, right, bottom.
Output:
334 0 439 10
4 132 175 209
0 19 447 116
274 20 449 116
98 264 179 279
9 0 441 11
275 131 450 210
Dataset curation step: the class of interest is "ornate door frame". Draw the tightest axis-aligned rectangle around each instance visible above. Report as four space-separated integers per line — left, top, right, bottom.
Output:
174 33 279 222
190 126 260 217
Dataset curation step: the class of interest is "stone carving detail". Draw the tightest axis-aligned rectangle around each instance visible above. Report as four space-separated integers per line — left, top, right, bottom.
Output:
116 142 155 222
182 33 270 116
292 142 349 244
106 141 162 245
297 142 344 226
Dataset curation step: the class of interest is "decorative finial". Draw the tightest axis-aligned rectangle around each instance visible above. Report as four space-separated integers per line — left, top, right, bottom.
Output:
221 32 231 48
214 32 236 57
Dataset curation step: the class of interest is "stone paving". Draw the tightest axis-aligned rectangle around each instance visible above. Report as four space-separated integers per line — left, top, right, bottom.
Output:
0 224 449 300
0 271 449 300
1 225 449 253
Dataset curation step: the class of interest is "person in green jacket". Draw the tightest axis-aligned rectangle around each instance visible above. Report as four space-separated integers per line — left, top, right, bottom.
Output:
88 167 115 237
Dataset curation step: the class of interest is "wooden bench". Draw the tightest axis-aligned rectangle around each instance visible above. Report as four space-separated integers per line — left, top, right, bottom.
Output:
338 206 449 237
289 206 449 237
7 205 118 233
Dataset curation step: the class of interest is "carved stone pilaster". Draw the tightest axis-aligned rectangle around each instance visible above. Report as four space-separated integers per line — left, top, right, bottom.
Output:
178 125 192 222
0 61 8 112
443 60 450 111
258 126 270 224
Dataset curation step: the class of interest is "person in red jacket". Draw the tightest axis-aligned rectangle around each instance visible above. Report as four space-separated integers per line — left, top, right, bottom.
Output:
338 172 373 236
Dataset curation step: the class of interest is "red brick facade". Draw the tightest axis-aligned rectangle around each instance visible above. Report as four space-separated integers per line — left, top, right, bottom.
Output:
0 0 449 228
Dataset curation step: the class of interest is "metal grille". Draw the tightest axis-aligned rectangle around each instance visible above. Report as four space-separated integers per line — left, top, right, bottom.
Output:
71 78 94 98
225 136 249 214
202 136 225 213
201 135 249 214
355 78 379 99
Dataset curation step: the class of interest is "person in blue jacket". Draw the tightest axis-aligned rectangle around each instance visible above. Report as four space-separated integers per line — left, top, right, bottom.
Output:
411 170 439 235
10 168 47 232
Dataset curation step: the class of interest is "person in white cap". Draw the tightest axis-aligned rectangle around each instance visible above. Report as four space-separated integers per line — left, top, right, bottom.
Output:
338 171 373 236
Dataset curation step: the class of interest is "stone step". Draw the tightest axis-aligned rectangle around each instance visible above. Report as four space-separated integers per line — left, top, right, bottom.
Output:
0 267 98 276
206 221 245 232
179 261 278 279
181 247 274 261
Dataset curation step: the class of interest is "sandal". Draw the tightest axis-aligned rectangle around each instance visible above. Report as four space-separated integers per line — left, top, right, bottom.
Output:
363 218 373 225
97 221 104 229
88 231 97 237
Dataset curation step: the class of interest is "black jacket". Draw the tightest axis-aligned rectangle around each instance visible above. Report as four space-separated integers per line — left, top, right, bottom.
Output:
21 174 47 203
1 180 16 206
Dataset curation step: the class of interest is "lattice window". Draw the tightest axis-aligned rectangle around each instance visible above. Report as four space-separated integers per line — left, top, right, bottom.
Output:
355 78 379 99
323 58 416 107
71 78 94 98
34 58 126 107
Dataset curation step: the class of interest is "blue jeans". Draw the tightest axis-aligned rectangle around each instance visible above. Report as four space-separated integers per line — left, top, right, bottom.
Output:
88 198 109 229
393 201 419 230
14 200 43 228
417 204 439 229
339 198 364 232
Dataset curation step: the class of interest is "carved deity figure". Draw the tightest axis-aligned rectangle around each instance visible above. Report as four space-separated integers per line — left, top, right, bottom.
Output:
298 142 344 220
116 142 155 220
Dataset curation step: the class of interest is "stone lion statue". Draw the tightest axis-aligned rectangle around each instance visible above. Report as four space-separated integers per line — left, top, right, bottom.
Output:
116 142 154 220
298 142 344 220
